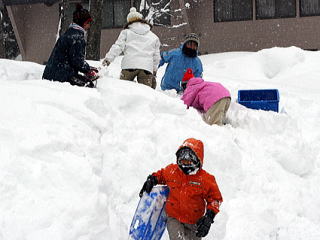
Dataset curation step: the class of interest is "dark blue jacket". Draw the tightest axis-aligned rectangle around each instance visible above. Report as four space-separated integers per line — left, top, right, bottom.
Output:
42 26 90 83
159 46 203 92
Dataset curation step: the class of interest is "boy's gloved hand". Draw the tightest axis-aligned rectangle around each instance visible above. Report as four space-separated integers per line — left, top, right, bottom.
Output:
139 175 158 197
85 69 99 81
196 209 215 237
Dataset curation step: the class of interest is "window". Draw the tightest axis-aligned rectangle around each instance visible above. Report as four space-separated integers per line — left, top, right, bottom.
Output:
256 0 296 19
214 0 253 22
102 0 135 28
300 0 320 16
65 0 170 29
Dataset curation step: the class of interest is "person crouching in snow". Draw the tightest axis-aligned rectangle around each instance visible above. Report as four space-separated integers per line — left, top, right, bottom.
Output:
139 138 223 240
42 4 99 88
102 7 161 89
181 69 231 126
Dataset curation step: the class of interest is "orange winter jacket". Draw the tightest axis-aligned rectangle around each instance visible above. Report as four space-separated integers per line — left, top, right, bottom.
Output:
152 138 223 225
153 164 222 224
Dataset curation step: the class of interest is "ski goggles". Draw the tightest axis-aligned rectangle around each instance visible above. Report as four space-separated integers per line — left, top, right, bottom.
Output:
178 159 197 166
177 148 199 166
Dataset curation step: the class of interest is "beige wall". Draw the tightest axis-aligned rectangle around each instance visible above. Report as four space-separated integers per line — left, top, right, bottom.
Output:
187 1 320 54
9 1 193 63
24 3 60 62
8 1 320 64
8 3 59 63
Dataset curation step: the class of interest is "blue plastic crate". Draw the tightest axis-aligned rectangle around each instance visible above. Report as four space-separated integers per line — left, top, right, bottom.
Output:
238 89 279 112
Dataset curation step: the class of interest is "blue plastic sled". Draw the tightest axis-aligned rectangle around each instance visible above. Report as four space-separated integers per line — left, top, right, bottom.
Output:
129 186 169 240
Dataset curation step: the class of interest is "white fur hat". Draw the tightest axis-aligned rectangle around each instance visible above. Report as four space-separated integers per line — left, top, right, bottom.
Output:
127 7 143 23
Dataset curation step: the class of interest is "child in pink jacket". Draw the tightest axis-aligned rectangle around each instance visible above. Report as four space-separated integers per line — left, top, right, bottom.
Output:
181 69 231 125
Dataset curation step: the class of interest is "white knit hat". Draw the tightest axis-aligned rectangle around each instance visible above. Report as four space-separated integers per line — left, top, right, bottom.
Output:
127 7 143 23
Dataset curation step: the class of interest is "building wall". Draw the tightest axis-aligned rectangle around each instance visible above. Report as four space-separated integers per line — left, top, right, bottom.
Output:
7 1 320 64
9 1 191 64
24 4 59 62
8 3 59 63
187 0 320 54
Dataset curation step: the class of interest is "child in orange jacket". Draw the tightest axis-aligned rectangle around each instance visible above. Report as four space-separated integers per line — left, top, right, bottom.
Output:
139 138 223 240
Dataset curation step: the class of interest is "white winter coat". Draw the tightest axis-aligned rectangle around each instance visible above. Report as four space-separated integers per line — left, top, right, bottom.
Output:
104 22 161 73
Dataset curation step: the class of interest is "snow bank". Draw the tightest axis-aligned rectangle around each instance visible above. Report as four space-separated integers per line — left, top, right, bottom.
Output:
0 47 320 240
257 46 306 78
0 81 108 240
0 59 44 81
203 47 320 91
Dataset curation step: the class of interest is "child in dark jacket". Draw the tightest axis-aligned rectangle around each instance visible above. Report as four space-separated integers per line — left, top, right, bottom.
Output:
139 138 223 240
42 4 98 88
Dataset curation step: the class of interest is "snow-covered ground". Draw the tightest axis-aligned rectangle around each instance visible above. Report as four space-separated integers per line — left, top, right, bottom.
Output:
0 46 319 240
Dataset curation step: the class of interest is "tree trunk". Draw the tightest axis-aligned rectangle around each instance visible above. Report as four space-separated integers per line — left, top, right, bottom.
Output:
178 0 191 33
0 9 5 58
60 0 72 36
86 0 103 60
0 7 19 59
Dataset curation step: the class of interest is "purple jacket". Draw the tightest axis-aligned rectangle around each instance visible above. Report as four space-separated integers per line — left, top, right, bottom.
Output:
181 77 231 112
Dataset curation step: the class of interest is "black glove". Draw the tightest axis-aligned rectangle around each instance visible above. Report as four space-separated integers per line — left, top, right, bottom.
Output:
139 175 158 197
196 209 216 238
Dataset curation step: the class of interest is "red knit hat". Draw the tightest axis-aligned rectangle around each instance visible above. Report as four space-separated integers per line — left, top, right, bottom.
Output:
182 68 194 82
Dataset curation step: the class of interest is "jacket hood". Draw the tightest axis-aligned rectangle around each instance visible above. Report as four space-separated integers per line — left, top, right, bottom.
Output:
181 77 206 109
128 22 150 35
187 77 204 86
69 23 85 34
176 138 204 166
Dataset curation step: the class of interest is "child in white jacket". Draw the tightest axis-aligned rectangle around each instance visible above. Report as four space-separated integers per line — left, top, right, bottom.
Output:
102 7 161 89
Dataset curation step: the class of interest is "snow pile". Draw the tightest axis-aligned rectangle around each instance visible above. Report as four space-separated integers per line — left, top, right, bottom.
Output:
257 46 305 78
0 59 44 81
0 47 320 240
203 47 318 86
0 81 108 239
